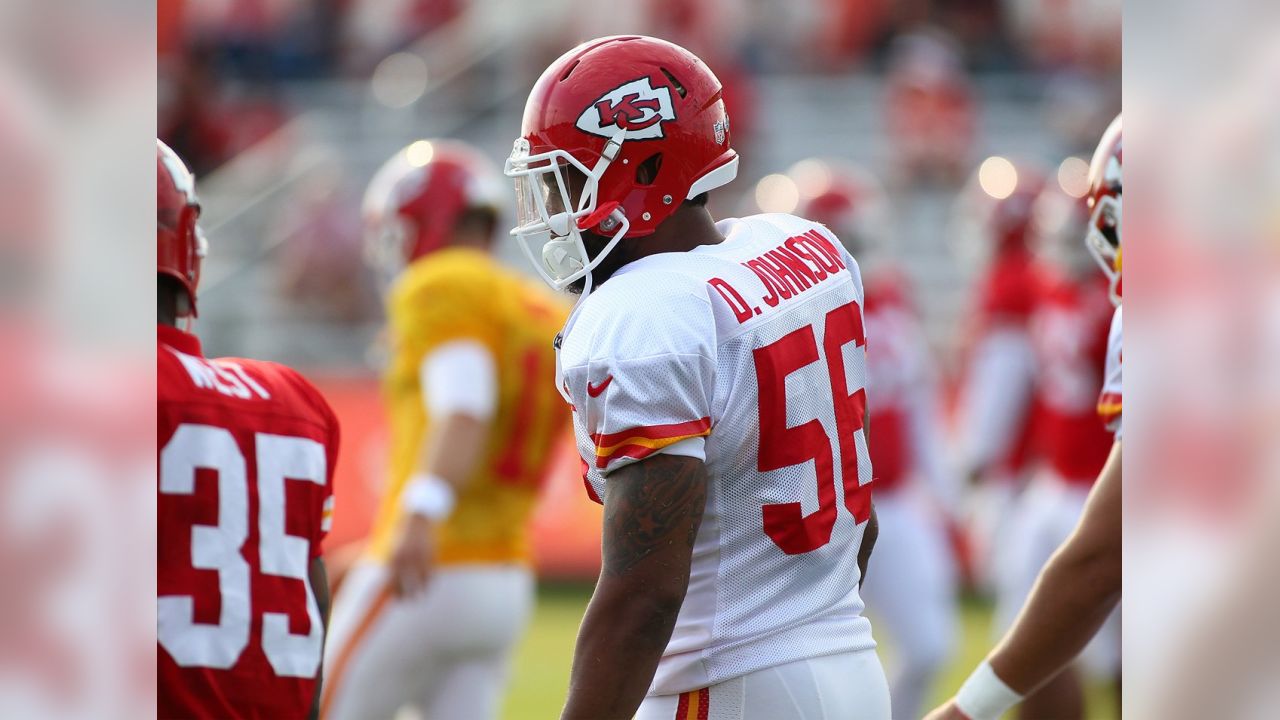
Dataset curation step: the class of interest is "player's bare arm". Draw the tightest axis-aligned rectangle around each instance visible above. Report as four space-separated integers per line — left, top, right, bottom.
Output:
389 411 490 597
561 454 708 720
926 440 1121 720
989 441 1121 689
308 557 330 720
858 399 875 587
859 502 878 588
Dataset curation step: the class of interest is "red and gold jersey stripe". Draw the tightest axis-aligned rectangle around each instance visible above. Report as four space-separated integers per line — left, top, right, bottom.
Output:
1097 391 1122 426
674 687 710 720
590 417 712 469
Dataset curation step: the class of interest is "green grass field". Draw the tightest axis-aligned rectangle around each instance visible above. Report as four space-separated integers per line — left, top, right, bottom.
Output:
502 584 1117 720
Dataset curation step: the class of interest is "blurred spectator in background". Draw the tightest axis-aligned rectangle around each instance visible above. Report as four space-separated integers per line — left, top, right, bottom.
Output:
158 0 349 174
1040 74 1120 157
158 48 236 176
883 30 975 187
1002 0 1121 72
273 154 378 324
816 0 893 69
344 0 464 71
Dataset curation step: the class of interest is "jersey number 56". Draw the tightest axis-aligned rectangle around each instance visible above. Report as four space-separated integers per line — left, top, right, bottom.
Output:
754 299 873 554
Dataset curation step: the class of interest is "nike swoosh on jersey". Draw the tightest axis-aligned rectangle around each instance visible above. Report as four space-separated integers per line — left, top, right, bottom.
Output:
586 375 613 397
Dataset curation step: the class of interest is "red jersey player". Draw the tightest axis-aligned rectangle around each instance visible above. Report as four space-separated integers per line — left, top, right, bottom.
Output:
990 180 1118 718
925 116 1123 720
157 139 340 719
951 162 1047 597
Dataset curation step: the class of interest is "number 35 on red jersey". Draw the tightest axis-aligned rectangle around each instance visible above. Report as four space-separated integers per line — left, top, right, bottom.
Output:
158 325 340 720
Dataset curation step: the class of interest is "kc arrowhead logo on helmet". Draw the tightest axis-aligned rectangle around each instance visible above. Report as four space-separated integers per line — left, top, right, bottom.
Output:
576 78 676 140
506 36 738 298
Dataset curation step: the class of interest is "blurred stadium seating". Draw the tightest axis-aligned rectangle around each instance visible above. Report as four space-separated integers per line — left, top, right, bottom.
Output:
162 0 1119 371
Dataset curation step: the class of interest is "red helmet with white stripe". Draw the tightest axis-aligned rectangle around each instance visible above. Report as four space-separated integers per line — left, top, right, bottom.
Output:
363 139 503 279
1085 115 1122 303
157 139 205 316
505 35 739 292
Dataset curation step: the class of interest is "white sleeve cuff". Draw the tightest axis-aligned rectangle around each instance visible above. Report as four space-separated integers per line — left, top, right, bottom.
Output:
420 339 497 420
660 436 707 462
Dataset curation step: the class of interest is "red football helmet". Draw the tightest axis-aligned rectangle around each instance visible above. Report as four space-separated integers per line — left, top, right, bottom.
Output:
1085 115 1122 303
363 139 504 280
157 139 205 316
791 160 891 257
505 35 739 293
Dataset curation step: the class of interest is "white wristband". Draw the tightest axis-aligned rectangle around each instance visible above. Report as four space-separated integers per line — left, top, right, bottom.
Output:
401 474 456 520
955 660 1023 720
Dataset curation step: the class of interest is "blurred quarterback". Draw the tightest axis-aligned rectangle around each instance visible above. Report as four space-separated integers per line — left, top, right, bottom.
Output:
793 161 960 720
925 115 1123 720
158 139 341 719
506 36 887 720
320 140 570 720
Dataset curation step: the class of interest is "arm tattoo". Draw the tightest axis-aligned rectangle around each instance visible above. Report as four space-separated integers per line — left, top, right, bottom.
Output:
601 455 708 577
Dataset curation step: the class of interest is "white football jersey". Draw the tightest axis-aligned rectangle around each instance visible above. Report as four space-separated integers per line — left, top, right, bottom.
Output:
1098 306 1123 437
558 213 877 695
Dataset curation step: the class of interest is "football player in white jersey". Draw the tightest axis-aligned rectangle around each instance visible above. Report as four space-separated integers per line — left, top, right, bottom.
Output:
505 36 889 720
924 115 1123 720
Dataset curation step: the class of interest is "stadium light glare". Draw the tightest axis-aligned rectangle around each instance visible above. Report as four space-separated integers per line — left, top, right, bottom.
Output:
406 140 434 167
371 52 429 109
1057 156 1090 198
755 174 800 213
978 156 1018 199
788 159 833 199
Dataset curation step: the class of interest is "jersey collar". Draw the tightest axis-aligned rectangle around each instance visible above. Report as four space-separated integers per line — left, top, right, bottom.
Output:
158 323 203 357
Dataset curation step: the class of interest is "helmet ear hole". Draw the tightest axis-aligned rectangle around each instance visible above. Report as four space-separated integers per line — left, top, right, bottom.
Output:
660 67 687 98
636 153 663 186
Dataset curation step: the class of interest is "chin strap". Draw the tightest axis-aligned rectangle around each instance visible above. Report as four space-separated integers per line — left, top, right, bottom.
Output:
577 200 622 231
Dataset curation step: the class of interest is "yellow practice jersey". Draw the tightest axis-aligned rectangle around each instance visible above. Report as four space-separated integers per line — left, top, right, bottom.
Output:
368 247 571 566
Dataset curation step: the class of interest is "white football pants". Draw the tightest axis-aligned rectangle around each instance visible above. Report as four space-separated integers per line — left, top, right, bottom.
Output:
635 649 891 720
321 561 533 720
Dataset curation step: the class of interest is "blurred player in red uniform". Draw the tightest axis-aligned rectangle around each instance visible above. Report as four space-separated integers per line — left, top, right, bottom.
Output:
925 116 1122 720
796 161 960 720
952 162 1046 591
991 178 1118 719
883 30 976 186
157 139 340 719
